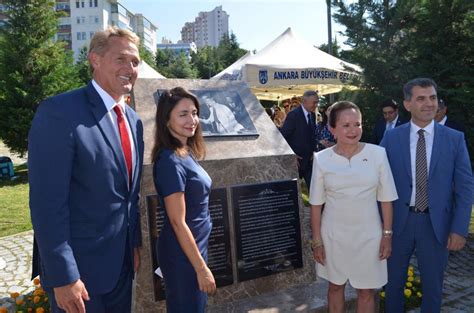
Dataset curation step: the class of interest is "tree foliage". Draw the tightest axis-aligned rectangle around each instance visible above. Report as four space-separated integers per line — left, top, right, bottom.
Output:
75 46 91 85
332 0 474 153
0 0 81 156
155 32 247 79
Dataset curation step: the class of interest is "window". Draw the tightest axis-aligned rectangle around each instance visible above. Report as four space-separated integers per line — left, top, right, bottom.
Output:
76 1 79 8
81 1 85 8
76 17 80 24
77 32 86 40
94 0 98 7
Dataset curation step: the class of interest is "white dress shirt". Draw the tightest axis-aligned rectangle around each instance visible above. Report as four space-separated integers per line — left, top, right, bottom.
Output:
386 115 399 130
92 80 136 182
409 120 435 206
438 115 447 125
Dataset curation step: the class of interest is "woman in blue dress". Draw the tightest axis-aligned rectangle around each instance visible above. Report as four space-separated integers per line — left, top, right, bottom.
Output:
151 87 216 312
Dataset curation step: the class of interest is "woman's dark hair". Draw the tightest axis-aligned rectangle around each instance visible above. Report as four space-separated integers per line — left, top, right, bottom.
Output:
151 87 206 161
327 101 361 128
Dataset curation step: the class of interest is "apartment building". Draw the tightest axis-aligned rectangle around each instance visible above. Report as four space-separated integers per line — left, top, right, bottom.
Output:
1 0 157 61
180 6 229 48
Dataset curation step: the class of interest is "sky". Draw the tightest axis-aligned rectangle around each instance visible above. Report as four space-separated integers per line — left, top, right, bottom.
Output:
119 0 350 52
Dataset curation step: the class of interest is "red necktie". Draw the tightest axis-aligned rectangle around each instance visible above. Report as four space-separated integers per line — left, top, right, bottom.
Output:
113 105 132 185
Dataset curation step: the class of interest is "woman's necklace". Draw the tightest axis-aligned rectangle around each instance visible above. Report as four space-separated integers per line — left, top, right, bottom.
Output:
334 143 362 160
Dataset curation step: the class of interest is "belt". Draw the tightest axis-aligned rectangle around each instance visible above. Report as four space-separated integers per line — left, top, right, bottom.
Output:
409 206 429 214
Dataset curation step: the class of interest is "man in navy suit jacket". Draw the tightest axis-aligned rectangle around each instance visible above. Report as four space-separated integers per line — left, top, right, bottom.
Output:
435 99 466 134
29 27 144 313
381 78 473 313
280 90 318 188
371 98 408 145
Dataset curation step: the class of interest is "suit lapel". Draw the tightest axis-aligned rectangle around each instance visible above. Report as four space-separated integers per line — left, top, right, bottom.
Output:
398 123 412 179
429 123 443 177
86 83 129 187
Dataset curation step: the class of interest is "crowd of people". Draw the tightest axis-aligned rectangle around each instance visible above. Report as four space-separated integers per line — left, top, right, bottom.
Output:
26 26 472 313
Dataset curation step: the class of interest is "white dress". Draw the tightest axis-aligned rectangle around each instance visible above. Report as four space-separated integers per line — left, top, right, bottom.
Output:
309 143 398 288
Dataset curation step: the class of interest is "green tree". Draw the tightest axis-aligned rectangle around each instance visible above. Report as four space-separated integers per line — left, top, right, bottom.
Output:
191 46 222 79
75 46 91 85
0 0 80 156
168 52 197 78
155 48 175 77
191 32 247 78
138 43 157 70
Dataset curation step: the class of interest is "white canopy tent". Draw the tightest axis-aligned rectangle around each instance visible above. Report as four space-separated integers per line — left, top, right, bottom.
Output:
212 27 362 100
138 61 166 79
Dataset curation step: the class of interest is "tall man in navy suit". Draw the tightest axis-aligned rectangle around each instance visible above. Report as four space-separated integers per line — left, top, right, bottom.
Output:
280 90 318 188
381 78 473 313
371 98 408 145
28 27 144 313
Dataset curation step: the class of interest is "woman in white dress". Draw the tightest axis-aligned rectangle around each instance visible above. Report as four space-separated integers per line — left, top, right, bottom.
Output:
309 101 398 313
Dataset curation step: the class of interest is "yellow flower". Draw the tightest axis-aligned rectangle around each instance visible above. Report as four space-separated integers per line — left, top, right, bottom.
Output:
406 282 413 287
33 278 41 286
44 297 48 302
380 291 385 298
407 270 414 277
0 307 8 313
10 292 20 299
33 289 44 296
33 296 41 304
16 299 24 305
408 265 414 271
36 308 45 313
407 276 414 282
417 291 422 298
415 277 421 283
404 289 412 298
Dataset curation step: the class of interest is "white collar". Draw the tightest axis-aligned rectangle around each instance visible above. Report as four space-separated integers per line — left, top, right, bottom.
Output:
91 80 125 112
410 119 435 136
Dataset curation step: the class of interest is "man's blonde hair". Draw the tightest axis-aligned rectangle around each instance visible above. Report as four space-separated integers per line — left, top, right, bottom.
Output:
89 26 140 56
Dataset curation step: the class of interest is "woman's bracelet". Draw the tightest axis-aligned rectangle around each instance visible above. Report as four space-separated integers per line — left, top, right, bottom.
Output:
309 239 324 249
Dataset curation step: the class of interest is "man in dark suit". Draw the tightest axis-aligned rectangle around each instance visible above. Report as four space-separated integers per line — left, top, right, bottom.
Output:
28 27 144 313
371 98 408 145
381 78 473 313
280 90 318 188
435 99 466 133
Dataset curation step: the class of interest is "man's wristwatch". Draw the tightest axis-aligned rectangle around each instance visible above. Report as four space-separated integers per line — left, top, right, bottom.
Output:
383 229 393 237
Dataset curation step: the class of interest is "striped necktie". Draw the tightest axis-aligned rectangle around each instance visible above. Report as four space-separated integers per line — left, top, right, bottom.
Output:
415 129 428 211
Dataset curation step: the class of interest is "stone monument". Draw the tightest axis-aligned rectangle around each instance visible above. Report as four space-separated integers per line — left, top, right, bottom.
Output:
132 78 316 312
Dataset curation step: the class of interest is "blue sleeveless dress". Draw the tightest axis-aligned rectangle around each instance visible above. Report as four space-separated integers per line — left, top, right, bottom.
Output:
153 148 212 313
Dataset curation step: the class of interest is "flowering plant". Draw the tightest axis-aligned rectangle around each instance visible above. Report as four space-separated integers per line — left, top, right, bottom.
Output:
379 265 422 312
1 277 50 313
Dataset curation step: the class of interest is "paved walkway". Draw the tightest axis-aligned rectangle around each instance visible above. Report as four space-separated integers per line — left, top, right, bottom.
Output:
0 230 472 312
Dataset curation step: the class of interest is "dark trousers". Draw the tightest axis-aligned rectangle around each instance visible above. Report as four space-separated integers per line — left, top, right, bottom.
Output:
385 212 449 313
48 246 133 313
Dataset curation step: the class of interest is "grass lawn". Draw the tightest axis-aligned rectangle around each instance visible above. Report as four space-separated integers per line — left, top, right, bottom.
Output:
0 163 31 237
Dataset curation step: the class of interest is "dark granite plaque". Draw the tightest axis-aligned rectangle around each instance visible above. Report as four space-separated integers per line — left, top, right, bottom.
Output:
232 179 303 282
146 187 232 301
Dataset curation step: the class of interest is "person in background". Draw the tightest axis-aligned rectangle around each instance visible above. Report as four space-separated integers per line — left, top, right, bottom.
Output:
381 78 473 313
151 87 216 313
310 101 397 313
435 99 466 134
29 26 144 313
280 90 319 188
315 104 336 151
371 99 408 145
